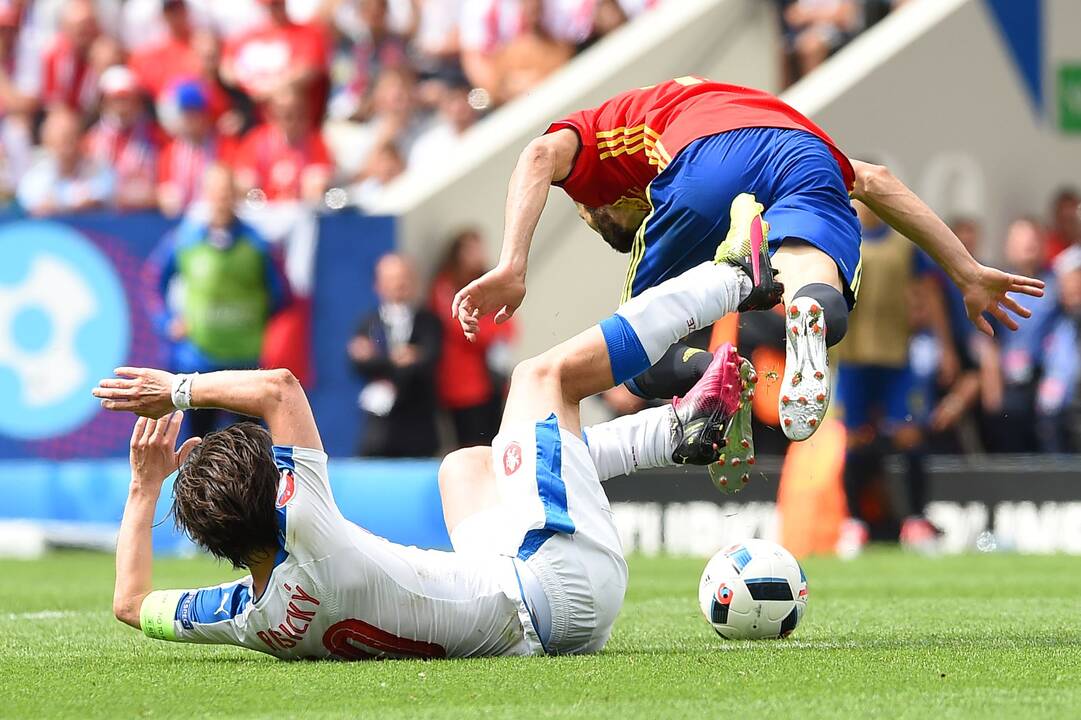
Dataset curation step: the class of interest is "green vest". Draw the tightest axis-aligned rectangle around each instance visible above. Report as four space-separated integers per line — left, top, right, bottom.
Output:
177 239 270 362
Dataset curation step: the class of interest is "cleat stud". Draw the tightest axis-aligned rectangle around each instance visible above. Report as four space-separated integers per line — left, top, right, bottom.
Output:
748 456 756 465
791 325 799 336
781 395 790 405
816 393 826 402
731 458 741 466
788 305 799 318
740 439 750 449
741 474 749 484
808 418 818 427
810 304 820 315
720 478 728 486
798 396 807 405
783 418 793 427
718 458 726 466
814 371 824 380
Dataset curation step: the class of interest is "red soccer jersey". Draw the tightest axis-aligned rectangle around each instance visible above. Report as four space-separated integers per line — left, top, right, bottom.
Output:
233 123 332 201
41 36 97 113
546 76 854 208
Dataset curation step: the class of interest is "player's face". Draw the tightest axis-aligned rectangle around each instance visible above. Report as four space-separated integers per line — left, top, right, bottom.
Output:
577 204 641 254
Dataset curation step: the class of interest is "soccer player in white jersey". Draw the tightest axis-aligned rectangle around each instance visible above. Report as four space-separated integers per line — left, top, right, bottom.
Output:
96 249 760 659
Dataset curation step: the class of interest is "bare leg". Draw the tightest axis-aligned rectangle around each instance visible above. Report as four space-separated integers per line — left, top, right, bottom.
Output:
771 240 844 304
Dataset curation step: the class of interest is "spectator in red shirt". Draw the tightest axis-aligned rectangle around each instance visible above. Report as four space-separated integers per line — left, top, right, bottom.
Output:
233 82 332 203
41 0 101 113
1045 187 1080 263
223 0 329 108
84 65 161 210
428 228 515 448
128 0 200 104
158 80 234 216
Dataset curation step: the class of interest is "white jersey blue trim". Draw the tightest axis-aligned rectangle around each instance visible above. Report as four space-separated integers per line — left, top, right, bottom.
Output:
517 414 576 561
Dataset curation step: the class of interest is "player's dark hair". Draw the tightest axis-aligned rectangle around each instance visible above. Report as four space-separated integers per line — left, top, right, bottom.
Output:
172 422 280 569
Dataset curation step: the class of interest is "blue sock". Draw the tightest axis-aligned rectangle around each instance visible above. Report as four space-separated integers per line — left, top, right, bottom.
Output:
599 314 651 385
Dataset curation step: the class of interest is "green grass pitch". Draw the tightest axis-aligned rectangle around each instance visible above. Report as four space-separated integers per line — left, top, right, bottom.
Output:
2 550 1080 719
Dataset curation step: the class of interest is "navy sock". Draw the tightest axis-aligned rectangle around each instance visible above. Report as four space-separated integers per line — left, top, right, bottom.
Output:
794 283 848 347
626 343 714 399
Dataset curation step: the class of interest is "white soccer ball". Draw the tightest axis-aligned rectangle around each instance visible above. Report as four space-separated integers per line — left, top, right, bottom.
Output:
698 538 807 640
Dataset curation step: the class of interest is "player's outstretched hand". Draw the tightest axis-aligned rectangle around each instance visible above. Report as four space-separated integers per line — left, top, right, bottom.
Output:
451 264 526 342
961 264 1045 336
128 412 200 488
93 367 177 419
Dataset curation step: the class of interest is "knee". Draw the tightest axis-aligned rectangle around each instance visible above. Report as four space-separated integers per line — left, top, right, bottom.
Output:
438 447 492 500
512 352 568 390
794 282 849 347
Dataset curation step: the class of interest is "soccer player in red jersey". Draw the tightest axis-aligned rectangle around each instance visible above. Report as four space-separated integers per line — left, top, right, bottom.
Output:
452 77 1042 479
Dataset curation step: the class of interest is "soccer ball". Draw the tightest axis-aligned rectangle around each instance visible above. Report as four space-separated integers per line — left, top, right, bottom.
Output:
698 538 807 640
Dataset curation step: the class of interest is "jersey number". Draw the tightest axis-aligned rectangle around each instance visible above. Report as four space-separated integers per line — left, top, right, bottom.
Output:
322 619 447 660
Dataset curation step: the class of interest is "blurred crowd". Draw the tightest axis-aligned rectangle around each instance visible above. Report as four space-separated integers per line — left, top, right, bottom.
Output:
775 0 910 85
0 0 663 215
148 165 513 453
832 187 1081 553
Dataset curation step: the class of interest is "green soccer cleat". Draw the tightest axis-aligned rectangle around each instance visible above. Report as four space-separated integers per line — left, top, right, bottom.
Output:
714 193 784 312
707 356 758 494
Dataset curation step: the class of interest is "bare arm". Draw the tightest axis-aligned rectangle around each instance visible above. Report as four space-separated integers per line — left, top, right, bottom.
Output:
498 129 579 273
114 413 194 629
451 129 579 339
850 159 1044 335
94 368 322 450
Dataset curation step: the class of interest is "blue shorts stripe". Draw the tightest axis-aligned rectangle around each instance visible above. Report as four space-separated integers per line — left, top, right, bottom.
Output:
517 414 576 560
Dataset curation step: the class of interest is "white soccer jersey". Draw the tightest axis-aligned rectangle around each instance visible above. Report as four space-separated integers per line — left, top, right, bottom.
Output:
139 446 534 660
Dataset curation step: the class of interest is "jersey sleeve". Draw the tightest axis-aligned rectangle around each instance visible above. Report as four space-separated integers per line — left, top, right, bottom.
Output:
272 445 349 559
139 580 251 646
546 108 610 208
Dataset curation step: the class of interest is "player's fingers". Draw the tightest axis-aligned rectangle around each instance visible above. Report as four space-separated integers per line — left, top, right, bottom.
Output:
92 386 134 400
451 288 464 319
98 378 136 389
139 412 158 442
1010 280 1045 298
161 411 184 447
176 436 202 468
494 305 514 324
1000 295 1031 319
990 304 1019 331
1012 274 1046 289
102 398 137 412
130 416 148 447
113 367 146 378
973 314 995 337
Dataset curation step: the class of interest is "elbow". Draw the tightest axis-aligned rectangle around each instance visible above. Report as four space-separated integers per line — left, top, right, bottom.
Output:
113 596 140 629
519 138 558 177
854 162 892 200
266 368 302 404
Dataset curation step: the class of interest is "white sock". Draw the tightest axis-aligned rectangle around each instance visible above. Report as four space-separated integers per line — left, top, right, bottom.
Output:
616 262 750 364
584 405 677 481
